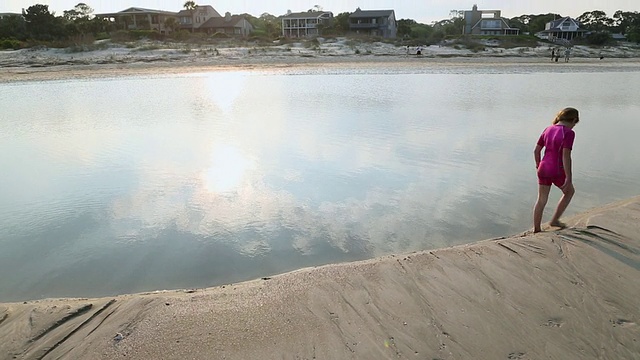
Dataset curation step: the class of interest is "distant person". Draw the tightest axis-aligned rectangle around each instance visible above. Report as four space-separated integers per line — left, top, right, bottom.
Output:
416 46 422 56
533 107 580 233
564 48 571 62
406 45 410 55
551 48 556 61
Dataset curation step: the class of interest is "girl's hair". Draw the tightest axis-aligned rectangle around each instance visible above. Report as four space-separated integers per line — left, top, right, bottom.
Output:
552 107 580 124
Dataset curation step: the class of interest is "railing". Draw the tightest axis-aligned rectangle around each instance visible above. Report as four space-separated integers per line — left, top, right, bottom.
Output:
349 23 380 29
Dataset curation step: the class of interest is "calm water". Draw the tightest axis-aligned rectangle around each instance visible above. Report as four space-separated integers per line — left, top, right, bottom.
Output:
1 64 639 302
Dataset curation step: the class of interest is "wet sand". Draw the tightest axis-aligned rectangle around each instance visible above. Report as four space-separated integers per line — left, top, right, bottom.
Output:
1 196 639 360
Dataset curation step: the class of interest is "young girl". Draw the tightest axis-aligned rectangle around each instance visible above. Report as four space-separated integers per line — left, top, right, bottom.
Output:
533 107 580 233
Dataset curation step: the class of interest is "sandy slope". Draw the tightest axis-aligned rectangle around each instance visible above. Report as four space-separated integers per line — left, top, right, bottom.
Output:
1 196 639 360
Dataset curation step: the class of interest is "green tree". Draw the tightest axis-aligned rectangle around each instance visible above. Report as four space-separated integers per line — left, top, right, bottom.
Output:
333 12 350 34
63 2 94 21
23 4 66 40
508 16 528 34
433 17 464 36
183 1 196 10
528 14 560 35
577 10 613 32
63 3 98 36
164 17 179 33
410 23 434 39
396 19 416 38
613 10 640 41
0 15 28 40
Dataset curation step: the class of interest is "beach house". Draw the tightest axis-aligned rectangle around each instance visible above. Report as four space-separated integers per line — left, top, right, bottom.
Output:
536 17 588 41
463 4 519 35
348 8 397 38
281 10 334 38
199 12 254 37
176 5 221 32
96 7 178 34
0 12 22 20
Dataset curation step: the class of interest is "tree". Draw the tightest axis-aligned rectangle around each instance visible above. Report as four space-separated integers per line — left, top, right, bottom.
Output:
23 4 66 40
410 23 434 40
509 16 529 34
333 12 351 34
397 19 416 38
612 11 640 42
164 17 179 33
528 14 560 35
63 3 94 21
577 10 613 32
0 15 28 40
183 1 196 10
613 10 640 39
433 17 464 36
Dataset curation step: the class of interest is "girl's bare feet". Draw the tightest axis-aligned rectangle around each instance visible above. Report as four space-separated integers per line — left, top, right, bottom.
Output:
549 220 567 228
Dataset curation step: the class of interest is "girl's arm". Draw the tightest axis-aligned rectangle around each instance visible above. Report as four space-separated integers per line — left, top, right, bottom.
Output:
562 148 572 186
534 145 543 168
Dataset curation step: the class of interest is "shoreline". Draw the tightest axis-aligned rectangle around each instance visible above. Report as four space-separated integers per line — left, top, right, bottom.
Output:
2 55 640 83
3 38 640 82
2 196 639 359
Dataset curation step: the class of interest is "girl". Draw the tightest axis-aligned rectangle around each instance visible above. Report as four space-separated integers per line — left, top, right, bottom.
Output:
533 107 580 233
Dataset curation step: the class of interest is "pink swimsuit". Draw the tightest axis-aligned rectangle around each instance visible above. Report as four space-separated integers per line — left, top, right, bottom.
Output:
537 124 575 187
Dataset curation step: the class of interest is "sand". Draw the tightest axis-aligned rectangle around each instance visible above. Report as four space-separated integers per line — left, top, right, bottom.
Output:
1 44 639 359
2 38 640 83
1 196 639 360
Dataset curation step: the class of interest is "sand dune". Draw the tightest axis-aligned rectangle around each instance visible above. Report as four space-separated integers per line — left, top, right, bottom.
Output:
1 196 639 359
2 38 640 83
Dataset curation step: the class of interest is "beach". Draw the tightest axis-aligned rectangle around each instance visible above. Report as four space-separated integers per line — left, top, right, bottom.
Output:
2 38 640 83
1 196 639 359
1 41 640 359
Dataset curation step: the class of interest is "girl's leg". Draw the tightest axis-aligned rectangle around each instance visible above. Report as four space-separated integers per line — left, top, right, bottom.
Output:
533 184 551 233
550 183 575 227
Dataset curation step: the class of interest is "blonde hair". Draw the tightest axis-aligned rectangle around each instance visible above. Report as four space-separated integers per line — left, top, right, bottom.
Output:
552 107 579 124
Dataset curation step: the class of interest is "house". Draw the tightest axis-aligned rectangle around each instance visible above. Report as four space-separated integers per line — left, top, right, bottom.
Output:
177 5 221 32
96 7 178 34
200 12 254 36
0 12 22 20
536 17 587 41
281 10 333 38
348 8 397 38
463 4 519 35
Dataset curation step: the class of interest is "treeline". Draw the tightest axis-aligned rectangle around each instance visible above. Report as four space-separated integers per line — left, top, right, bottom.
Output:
0 3 113 49
1 3 640 50
509 10 640 42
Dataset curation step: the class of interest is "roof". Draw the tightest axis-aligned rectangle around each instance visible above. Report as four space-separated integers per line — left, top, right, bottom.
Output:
96 7 178 16
471 17 518 31
201 15 249 28
545 16 584 31
349 10 394 18
282 11 332 18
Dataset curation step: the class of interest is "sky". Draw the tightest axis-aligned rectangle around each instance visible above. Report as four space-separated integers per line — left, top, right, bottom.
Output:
1 0 638 24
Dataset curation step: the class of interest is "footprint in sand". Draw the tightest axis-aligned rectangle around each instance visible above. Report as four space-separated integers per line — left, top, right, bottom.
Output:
543 318 565 327
507 352 527 359
613 319 636 328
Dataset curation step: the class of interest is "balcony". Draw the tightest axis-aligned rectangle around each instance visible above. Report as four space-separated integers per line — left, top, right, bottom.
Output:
350 23 381 29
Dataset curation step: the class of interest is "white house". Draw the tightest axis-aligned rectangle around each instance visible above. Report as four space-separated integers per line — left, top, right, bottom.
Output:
536 17 587 41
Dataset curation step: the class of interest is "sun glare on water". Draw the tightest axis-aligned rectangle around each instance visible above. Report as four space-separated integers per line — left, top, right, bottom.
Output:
203 144 255 193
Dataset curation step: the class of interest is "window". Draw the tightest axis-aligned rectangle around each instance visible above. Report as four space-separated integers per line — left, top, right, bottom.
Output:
482 20 501 29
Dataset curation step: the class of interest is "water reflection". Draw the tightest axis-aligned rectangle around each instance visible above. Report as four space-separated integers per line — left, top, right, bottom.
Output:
0 67 639 302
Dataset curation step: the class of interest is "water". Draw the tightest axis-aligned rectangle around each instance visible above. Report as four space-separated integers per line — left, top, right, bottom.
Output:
1 64 639 302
